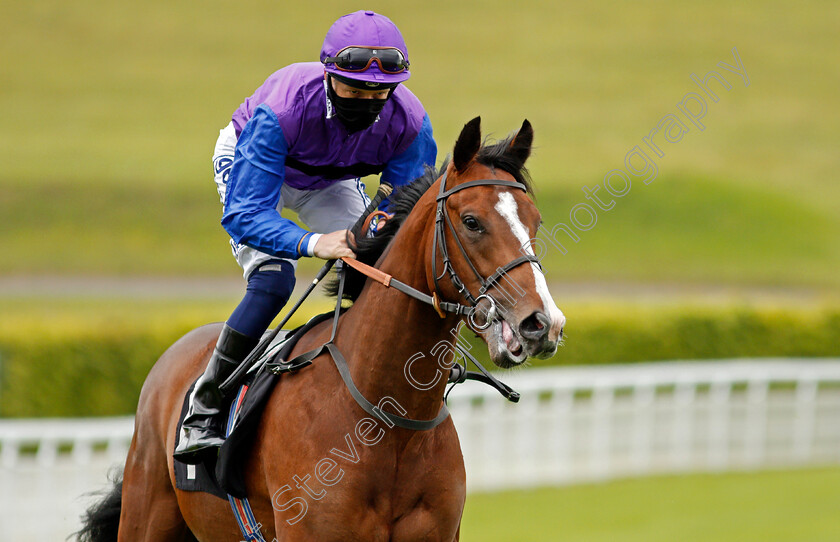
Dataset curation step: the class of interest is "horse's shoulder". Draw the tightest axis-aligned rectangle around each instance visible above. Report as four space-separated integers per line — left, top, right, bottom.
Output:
162 322 224 362
141 323 224 400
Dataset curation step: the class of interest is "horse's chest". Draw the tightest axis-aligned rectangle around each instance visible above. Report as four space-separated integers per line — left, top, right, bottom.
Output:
264 428 465 540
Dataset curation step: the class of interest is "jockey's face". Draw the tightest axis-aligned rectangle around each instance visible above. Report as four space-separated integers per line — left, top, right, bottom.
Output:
330 78 390 100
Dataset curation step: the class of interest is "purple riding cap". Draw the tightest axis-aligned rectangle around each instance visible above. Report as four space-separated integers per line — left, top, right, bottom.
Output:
320 10 411 85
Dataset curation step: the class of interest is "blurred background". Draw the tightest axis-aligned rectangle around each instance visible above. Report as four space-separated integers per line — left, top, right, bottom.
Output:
1 0 839 540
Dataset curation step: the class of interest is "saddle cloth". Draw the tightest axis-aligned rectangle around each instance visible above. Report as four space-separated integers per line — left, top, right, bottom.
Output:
173 312 334 499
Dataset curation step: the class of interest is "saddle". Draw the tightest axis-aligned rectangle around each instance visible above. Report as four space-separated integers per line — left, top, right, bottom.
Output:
173 311 335 499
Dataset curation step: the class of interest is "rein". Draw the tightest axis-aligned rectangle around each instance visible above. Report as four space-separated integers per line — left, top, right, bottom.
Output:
267 260 452 430
332 169 540 404
337 257 520 403
341 257 472 318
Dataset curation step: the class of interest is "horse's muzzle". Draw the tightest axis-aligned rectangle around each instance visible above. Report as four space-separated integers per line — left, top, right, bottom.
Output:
518 310 563 360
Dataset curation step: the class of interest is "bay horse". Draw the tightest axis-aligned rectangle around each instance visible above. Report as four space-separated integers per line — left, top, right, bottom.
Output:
78 117 564 541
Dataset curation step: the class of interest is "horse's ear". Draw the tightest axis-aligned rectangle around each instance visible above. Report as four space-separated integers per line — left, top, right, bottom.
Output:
507 119 533 167
453 117 482 172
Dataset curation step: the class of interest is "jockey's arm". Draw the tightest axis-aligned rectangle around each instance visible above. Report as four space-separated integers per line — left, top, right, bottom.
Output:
222 105 336 260
378 113 437 209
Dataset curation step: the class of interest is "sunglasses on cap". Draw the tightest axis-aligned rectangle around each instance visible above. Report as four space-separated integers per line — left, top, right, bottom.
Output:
323 46 409 74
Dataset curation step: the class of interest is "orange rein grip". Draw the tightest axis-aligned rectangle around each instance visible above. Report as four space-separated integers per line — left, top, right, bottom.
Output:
360 210 395 234
340 257 392 288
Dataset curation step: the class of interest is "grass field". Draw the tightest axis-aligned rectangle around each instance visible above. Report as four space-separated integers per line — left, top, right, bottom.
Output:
461 467 840 542
1 0 838 289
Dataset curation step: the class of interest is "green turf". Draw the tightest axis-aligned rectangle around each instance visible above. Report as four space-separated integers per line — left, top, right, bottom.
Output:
1 0 838 288
461 467 840 542
3 174 838 288
538 175 840 287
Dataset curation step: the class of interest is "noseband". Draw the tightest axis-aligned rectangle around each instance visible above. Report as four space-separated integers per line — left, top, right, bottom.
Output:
431 169 542 328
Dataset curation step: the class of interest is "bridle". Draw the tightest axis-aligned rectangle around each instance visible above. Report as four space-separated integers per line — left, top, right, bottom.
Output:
430 167 542 328
341 168 542 327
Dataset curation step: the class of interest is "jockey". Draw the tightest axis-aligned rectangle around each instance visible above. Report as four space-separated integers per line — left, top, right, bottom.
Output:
175 10 437 463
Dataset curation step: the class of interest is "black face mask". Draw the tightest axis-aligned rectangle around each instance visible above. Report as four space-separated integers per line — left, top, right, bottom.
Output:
327 77 391 133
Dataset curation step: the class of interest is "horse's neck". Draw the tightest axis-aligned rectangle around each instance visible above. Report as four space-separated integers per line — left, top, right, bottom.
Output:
334 205 456 421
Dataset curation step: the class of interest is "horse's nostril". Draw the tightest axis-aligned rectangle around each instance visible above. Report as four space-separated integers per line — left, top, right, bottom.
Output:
520 311 551 340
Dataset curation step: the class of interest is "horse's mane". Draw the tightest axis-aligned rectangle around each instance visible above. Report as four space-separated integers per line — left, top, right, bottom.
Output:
327 132 533 302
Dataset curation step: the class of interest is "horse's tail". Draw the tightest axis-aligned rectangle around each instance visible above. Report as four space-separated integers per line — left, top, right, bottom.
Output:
74 468 123 542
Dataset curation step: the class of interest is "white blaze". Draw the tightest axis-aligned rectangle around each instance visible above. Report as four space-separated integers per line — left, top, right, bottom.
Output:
494 192 566 333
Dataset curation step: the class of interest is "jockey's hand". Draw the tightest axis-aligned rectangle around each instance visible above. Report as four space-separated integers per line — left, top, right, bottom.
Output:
313 229 356 260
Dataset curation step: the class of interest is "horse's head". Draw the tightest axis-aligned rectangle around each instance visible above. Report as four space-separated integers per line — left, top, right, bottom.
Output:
431 117 565 368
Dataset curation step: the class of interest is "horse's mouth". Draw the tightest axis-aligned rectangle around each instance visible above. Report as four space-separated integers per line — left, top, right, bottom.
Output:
488 319 528 368
486 317 560 369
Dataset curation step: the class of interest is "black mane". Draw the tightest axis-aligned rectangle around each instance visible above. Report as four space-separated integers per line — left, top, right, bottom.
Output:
323 163 439 301
474 133 534 195
326 131 533 302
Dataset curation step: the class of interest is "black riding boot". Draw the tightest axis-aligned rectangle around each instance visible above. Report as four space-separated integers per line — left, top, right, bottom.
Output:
174 324 258 464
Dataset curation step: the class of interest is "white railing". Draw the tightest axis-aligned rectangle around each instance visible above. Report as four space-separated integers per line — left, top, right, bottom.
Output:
449 358 840 491
2 359 840 540
0 416 134 469
0 416 135 542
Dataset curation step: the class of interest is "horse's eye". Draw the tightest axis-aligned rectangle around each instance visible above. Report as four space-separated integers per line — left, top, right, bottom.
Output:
462 215 482 232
